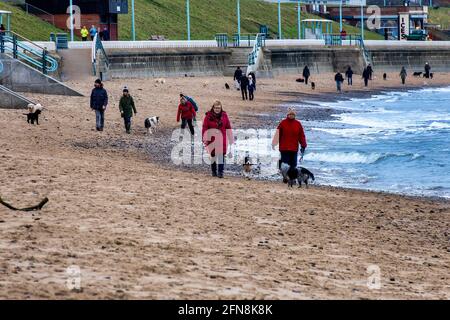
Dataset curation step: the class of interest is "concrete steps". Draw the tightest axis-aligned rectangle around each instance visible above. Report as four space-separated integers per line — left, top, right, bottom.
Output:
224 47 252 76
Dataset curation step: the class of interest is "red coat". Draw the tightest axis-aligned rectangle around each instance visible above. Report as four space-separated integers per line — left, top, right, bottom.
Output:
202 111 233 155
177 101 196 122
274 118 307 152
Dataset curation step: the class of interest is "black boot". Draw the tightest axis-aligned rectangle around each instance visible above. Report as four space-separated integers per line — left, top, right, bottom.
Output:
218 163 224 179
211 163 218 177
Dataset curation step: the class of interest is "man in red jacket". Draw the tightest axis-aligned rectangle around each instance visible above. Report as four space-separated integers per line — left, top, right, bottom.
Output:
272 108 307 179
177 96 196 137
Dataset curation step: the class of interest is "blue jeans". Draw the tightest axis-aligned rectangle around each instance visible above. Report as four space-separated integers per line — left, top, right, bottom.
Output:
95 110 105 130
348 77 352 85
336 81 342 92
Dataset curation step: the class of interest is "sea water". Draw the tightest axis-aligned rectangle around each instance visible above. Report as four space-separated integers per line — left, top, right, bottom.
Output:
234 87 450 199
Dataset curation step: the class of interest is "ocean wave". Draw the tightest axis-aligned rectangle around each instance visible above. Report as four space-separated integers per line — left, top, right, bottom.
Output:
305 152 423 164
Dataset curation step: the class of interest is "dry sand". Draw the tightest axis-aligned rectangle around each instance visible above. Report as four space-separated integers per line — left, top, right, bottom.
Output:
0 72 449 299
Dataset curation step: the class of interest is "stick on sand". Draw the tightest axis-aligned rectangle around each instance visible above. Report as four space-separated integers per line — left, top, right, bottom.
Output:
0 196 49 212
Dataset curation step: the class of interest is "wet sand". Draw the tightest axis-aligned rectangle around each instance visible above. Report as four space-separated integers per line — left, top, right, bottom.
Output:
0 72 449 299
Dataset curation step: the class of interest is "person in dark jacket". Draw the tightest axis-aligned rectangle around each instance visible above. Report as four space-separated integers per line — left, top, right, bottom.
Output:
302 66 311 85
177 96 196 137
234 67 243 83
101 27 110 41
0 24 6 35
202 100 233 178
119 87 137 134
240 74 249 100
335 72 344 92
345 66 354 85
424 62 431 78
248 71 257 90
90 79 108 131
272 108 307 183
367 64 374 80
400 66 407 85
248 74 256 101
362 68 370 87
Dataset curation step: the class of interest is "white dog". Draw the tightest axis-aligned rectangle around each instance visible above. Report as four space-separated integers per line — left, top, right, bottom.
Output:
155 78 166 84
144 116 160 134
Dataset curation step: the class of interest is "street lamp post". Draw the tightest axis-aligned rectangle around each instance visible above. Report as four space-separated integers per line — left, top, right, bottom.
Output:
339 0 343 32
278 0 282 39
297 0 301 39
131 0 135 41
186 0 191 41
361 1 364 40
237 0 241 38
70 0 74 42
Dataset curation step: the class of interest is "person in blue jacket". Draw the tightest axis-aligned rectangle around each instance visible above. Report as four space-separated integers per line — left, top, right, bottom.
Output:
90 79 108 131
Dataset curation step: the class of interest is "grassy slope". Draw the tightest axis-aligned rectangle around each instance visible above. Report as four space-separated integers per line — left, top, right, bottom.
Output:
429 7 450 30
0 2 65 41
118 0 383 40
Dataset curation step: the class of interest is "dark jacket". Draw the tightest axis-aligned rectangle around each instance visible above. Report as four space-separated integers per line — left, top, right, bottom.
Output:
367 65 373 75
345 68 354 78
234 68 243 81
335 73 344 82
90 86 108 111
362 69 370 80
303 66 310 78
240 75 249 88
119 95 137 118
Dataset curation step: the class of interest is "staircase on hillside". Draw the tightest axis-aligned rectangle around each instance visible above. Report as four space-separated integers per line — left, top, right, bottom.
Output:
224 47 252 77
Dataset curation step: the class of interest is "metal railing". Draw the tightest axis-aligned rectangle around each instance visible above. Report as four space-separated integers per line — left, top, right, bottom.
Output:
0 31 58 74
248 33 266 66
324 33 373 66
23 3 55 26
92 33 110 76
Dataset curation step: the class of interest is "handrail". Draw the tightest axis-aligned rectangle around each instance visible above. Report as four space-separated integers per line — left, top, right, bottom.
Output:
324 33 373 66
92 33 110 76
248 33 265 66
0 31 58 74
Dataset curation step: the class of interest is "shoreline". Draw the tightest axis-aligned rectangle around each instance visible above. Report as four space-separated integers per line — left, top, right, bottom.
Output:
1 73 450 299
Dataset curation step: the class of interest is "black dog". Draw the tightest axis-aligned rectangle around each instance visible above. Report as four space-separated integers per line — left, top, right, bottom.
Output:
430 72 434 79
25 109 41 125
383 73 387 80
225 83 230 90
296 78 305 83
413 72 422 77
280 163 315 188
311 82 316 90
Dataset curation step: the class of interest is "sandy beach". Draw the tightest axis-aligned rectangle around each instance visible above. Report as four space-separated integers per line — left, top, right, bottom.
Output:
0 72 449 299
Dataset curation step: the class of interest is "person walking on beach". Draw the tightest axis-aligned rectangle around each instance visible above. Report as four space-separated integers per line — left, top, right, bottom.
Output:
202 100 233 178
248 71 257 90
119 86 137 134
400 66 407 85
345 66 354 85
80 26 89 42
89 25 97 40
367 64 374 80
302 66 311 85
272 108 307 182
248 74 256 101
240 73 249 100
362 68 370 87
424 62 431 79
234 67 243 90
177 95 196 138
90 79 108 132
335 72 344 92
180 93 199 123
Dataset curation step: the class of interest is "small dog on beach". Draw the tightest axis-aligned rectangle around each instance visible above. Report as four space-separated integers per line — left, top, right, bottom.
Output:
225 83 230 90
413 72 422 77
155 78 166 84
430 72 434 79
144 116 160 134
311 82 316 90
383 73 387 80
296 78 305 83
24 103 43 125
242 156 261 179
280 163 315 188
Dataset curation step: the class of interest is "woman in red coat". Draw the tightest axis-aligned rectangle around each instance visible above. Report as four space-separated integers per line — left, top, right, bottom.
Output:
202 100 233 178
177 96 196 136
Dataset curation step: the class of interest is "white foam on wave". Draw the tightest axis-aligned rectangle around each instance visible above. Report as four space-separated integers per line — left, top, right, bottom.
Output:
305 152 422 164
